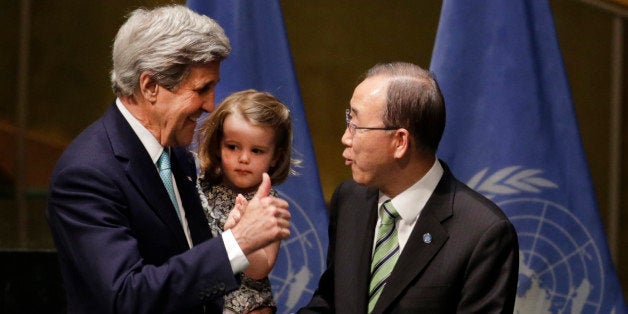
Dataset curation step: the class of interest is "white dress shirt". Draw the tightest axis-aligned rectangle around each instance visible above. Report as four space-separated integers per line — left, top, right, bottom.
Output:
374 159 444 253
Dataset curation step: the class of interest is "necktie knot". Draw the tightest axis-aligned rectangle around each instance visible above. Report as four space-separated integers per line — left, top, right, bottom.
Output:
158 150 171 171
381 201 399 225
157 149 181 222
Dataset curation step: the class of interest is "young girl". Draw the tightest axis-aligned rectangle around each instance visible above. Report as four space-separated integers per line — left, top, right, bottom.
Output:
196 89 297 313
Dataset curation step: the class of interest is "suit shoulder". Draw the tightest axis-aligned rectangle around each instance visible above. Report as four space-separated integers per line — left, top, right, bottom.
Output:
50 114 124 187
450 176 511 224
332 179 370 199
58 120 109 161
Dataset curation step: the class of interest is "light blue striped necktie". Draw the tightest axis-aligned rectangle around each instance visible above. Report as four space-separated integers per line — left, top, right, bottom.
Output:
157 149 181 221
368 200 400 313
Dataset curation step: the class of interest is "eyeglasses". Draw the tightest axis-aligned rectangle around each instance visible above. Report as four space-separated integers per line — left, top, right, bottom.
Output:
345 109 399 136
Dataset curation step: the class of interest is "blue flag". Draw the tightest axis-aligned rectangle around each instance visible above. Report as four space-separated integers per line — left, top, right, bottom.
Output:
430 1 626 313
187 1 328 312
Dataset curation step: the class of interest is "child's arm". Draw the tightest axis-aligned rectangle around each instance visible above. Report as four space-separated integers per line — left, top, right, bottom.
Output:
224 194 282 279
242 240 280 280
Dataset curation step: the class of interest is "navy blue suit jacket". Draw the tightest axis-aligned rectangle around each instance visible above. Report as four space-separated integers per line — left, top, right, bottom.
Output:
47 103 239 313
300 165 519 313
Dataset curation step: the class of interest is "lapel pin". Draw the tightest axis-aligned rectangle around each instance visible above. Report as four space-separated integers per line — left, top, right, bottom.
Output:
423 233 432 244
187 176 193 182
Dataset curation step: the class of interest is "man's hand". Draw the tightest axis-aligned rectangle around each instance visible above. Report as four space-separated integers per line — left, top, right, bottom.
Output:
230 173 291 255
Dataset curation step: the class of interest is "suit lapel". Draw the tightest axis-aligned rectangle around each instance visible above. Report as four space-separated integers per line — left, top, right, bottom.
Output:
170 148 212 245
373 170 455 314
103 104 189 250
336 185 378 312
357 188 379 311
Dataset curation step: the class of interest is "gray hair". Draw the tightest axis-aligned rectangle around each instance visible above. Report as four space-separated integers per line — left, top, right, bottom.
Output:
111 5 231 97
365 62 446 153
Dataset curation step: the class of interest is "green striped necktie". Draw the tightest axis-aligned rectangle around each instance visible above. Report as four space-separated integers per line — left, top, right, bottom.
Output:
368 200 400 313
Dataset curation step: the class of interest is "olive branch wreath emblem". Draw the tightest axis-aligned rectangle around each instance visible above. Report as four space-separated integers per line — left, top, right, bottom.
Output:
466 166 558 198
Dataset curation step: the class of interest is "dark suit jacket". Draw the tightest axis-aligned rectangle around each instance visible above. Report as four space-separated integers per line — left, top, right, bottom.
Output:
300 165 519 313
46 103 239 314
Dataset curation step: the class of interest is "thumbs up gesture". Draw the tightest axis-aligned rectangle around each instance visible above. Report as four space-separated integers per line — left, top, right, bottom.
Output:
230 173 291 255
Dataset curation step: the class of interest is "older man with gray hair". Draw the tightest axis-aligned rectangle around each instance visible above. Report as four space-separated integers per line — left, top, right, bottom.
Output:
46 5 291 313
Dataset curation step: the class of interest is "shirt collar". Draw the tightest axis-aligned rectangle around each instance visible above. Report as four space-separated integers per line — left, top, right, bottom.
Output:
378 159 444 223
116 98 164 164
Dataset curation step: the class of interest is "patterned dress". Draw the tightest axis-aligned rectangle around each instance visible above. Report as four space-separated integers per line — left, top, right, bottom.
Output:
197 182 277 313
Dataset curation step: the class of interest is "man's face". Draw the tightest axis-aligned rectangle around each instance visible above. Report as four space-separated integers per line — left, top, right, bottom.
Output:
342 76 397 188
152 61 220 147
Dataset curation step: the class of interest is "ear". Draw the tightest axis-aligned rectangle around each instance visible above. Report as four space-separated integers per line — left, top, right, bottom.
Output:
392 128 410 159
139 72 158 102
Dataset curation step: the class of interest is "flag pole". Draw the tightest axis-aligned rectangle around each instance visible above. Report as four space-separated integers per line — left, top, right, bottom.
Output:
17 0 32 248
608 16 623 265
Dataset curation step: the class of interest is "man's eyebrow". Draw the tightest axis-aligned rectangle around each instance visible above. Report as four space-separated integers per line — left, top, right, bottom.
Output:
196 79 217 90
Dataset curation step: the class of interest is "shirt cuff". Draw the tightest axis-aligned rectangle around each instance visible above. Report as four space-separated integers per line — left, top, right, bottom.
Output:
221 229 250 274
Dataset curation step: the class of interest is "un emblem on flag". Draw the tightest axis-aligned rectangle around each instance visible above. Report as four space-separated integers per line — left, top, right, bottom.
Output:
502 198 604 313
269 191 327 313
469 167 607 313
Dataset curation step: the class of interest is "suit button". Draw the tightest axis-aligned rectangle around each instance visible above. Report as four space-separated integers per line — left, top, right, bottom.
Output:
197 290 209 301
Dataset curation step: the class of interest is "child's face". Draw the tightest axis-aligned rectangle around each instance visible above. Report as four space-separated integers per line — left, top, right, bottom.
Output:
219 112 279 193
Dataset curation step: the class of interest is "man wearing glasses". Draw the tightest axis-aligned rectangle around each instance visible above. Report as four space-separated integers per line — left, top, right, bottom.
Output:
300 62 519 313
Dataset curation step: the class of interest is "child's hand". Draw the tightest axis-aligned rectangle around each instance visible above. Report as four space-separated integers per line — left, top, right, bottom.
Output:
224 194 248 230
230 173 291 255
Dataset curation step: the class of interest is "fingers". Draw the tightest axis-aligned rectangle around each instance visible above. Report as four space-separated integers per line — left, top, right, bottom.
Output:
224 200 244 230
277 214 291 238
223 216 235 230
232 207 242 223
253 173 271 200
235 194 248 214
223 211 238 230
274 205 291 221
271 204 291 237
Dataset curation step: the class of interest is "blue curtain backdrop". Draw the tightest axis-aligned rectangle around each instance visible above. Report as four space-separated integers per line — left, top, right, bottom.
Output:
431 0 626 313
186 1 328 313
